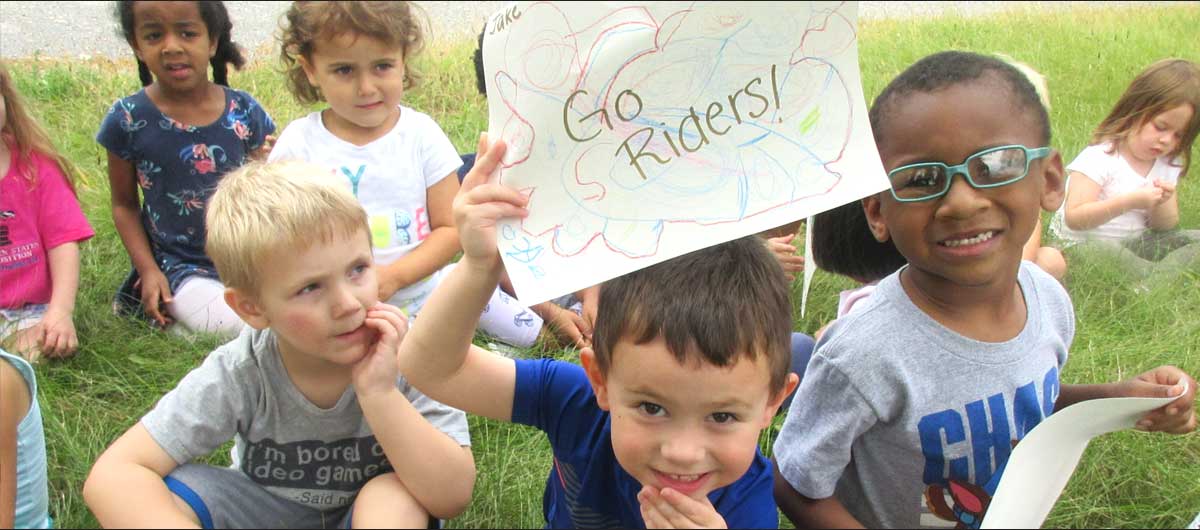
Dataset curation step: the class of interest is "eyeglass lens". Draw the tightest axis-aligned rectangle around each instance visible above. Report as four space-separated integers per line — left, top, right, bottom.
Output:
890 147 1028 199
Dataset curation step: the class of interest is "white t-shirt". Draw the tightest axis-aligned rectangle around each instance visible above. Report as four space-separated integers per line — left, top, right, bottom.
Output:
269 106 463 312
1052 142 1182 243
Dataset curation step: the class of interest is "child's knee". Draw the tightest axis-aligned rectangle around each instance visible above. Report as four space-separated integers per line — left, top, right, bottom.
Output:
352 473 430 528
1035 246 1067 281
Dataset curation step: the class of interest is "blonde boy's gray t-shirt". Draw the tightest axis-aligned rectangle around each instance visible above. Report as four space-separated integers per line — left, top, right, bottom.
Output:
142 327 470 511
774 262 1073 529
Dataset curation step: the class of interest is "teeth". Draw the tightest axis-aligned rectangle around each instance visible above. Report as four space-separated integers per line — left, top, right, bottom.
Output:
668 473 701 482
942 231 994 247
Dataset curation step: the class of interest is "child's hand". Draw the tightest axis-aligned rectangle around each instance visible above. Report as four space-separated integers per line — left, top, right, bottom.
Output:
136 270 174 328
766 232 805 282
35 309 79 359
638 486 727 529
1131 185 1166 209
1154 179 1176 203
453 134 528 265
1120 366 1196 434
351 303 410 398
540 303 592 349
251 134 276 161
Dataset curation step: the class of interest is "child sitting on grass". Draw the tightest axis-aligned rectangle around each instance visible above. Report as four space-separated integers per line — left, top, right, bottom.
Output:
1054 58 1200 270
0 62 94 362
1 347 51 528
773 51 1196 529
84 160 474 528
394 135 800 528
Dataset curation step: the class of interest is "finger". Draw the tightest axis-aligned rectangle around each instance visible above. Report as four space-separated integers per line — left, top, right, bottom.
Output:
659 488 713 523
42 329 64 357
462 135 508 191
464 183 529 209
368 305 409 337
647 489 693 528
468 202 531 224
573 312 592 338
638 489 668 529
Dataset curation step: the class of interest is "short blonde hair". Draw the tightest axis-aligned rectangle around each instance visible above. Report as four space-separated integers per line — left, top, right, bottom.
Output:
206 160 369 293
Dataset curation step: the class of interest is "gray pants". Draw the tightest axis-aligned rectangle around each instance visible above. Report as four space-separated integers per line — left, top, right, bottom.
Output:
165 464 355 529
1067 229 1200 280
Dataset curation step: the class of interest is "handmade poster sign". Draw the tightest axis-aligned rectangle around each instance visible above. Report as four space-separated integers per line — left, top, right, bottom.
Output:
483 1 888 303
980 382 1188 528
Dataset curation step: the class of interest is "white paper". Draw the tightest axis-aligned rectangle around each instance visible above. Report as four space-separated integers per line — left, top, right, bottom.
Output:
981 382 1188 529
483 1 889 304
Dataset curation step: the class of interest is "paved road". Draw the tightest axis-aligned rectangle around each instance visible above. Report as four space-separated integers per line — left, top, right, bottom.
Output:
0 1 1180 60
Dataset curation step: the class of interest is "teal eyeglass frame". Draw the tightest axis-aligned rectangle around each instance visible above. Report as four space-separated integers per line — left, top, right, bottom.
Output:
887 145 1052 202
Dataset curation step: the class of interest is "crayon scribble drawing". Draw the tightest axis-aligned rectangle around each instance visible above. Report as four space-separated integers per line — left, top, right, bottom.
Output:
485 1 888 304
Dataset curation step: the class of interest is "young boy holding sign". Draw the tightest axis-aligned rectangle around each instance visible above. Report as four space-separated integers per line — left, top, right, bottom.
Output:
396 135 800 528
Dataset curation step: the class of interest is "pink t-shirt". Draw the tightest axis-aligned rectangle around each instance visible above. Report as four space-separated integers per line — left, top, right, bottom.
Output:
0 151 95 307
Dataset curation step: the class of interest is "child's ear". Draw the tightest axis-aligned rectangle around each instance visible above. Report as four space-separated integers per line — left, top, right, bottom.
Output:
224 288 270 330
761 373 801 427
862 195 891 243
580 347 611 410
298 55 319 87
1038 150 1066 212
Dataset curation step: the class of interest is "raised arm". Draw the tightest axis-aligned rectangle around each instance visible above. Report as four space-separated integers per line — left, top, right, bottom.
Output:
83 423 199 528
396 135 526 421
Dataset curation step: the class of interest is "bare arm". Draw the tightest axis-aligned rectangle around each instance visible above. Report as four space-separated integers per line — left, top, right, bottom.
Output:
359 392 476 518
1063 171 1160 231
395 137 521 421
0 362 31 529
773 460 864 529
1146 181 1180 230
107 151 173 326
377 175 463 301
37 242 82 357
83 423 199 528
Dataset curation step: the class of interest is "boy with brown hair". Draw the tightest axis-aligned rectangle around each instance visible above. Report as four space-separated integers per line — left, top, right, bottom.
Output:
396 135 800 528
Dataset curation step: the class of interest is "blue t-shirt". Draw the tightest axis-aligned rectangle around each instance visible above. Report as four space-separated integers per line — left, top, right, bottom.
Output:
511 359 778 529
95 87 275 290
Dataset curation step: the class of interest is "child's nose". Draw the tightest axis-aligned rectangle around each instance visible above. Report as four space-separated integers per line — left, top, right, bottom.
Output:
936 173 989 219
660 432 705 467
332 285 363 318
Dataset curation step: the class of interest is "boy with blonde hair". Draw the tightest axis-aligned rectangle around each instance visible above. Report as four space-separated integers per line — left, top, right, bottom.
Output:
395 136 800 528
84 161 474 528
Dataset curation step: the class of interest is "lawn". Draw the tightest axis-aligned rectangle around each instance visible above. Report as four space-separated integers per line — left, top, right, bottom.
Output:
4 3 1199 528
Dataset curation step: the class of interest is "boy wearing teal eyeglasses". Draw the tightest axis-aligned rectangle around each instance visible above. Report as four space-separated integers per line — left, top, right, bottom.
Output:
771 51 1197 529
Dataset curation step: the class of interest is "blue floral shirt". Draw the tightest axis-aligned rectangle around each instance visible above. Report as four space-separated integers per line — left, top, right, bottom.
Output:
96 87 275 290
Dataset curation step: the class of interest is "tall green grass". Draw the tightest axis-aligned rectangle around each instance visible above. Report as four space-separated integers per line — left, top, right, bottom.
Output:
4 4 1198 528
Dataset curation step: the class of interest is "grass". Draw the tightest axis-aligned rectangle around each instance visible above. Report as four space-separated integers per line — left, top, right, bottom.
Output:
4 4 1199 528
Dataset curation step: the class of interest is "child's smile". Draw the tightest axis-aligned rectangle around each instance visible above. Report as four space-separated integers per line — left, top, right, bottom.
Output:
865 77 1063 295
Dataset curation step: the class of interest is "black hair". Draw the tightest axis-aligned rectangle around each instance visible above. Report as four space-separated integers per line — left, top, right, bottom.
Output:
472 24 487 96
592 236 794 395
115 0 246 87
869 51 1051 149
811 200 906 283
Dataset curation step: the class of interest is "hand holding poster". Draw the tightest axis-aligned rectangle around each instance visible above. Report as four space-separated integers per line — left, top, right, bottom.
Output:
483 1 888 303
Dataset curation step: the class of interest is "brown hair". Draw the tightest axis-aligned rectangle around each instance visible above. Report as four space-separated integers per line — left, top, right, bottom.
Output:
0 61 79 193
279 1 426 105
592 237 794 396
1092 59 1200 179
